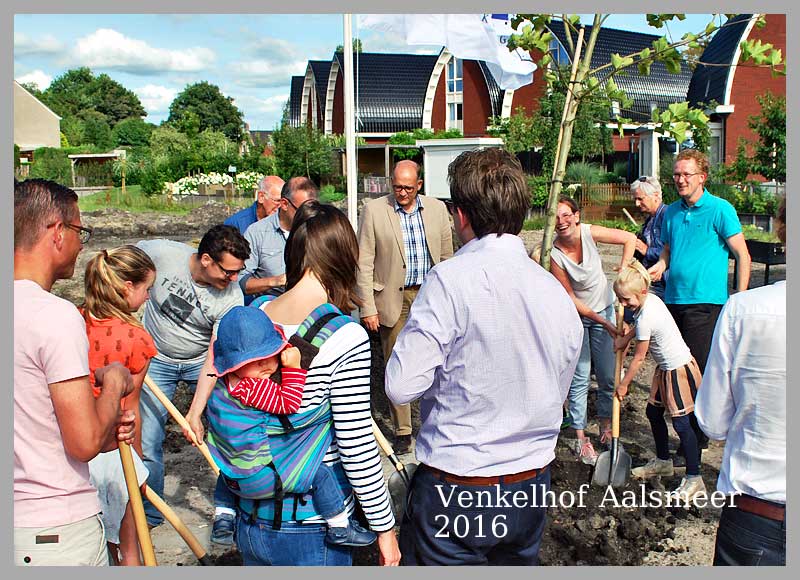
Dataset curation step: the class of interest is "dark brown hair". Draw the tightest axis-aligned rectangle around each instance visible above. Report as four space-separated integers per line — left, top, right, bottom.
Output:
284 201 363 312
447 147 529 238
197 224 251 261
14 178 79 250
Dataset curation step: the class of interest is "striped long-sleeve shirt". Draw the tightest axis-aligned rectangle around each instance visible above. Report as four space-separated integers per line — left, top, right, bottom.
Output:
277 320 396 532
227 368 307 414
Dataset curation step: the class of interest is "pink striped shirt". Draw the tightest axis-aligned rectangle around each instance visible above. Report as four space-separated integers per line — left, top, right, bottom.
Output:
227 368 307 414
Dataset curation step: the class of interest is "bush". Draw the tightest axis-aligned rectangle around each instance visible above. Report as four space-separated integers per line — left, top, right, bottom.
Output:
527 175 550 208
29 147 72 184
564 161 603 186
319 184 345 203
139 163 168 197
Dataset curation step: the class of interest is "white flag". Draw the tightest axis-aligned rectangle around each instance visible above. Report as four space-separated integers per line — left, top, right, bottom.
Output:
359 14 536 90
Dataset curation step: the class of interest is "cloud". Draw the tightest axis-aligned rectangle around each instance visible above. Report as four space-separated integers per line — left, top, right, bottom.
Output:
14 32 64 56
134 84 178 116
15 70 53 91
236 93 289 115
228 60 308 88
71 28 215 75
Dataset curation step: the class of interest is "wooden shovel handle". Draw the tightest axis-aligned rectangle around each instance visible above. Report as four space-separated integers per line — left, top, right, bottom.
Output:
143 486 212 565
144 375 220 476
119 443 157 566
611 303 625 439
371 418 405 473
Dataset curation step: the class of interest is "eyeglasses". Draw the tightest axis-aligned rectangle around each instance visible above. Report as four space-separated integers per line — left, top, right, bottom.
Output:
392 184 417 194
443 199 455 215
639 176 650 182
214 260 243 280
672 172 702 181
49 221 93 244
283 196 299 210
556 212 575 220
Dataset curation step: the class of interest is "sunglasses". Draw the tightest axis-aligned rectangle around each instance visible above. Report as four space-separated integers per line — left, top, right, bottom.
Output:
443 199 455 215
214 260 243 280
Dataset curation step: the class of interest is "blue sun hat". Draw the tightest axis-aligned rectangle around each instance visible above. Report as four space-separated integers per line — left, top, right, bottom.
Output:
213 306 288 376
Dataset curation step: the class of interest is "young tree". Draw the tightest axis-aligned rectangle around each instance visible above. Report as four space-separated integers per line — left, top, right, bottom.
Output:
167 81 245 143
747 92 785 182
508 14 784 270
271 106 333 181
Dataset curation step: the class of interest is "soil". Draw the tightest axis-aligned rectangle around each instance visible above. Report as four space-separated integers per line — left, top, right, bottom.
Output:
51 202 785 566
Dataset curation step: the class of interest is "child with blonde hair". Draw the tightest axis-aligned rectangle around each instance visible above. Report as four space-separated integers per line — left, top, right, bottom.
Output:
82 245 157 565
613 259 706 503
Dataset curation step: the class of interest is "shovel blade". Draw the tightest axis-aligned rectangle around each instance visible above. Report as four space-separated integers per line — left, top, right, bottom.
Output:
387 462 418 521
591 443 632 488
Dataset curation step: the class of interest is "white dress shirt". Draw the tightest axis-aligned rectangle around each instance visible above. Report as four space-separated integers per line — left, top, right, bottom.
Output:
385 234 583 476
695 281 786 503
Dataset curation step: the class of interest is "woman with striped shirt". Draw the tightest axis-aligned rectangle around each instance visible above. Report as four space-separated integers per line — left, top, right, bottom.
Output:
239 201 400 566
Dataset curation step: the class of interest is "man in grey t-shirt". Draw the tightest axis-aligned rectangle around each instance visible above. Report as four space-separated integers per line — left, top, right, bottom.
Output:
137 225 249 528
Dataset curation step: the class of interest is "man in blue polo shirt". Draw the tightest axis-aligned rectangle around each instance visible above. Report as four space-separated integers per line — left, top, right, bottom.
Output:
648 148 751 461
223 175 285 234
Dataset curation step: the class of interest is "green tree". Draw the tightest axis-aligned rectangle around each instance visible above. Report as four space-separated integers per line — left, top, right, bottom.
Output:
149 126 191 159
81 112 114 150
41 67 145 127
60 116 86 147
748 92 785 182
112 117 155 147
167 81 245 143
509 14 784 270
335 38 363 53
272 108 333 181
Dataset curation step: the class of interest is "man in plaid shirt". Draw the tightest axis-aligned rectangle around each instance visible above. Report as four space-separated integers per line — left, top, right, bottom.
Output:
356 160 453 454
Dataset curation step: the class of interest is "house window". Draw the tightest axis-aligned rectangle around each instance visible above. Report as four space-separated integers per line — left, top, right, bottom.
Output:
708 123 723 168
446 56 463 131
549 38 570 68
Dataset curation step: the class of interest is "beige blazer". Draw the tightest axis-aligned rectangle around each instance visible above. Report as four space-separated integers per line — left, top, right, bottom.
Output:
356 194 454 328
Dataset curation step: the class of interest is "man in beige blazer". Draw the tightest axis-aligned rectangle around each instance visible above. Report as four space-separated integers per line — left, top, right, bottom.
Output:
357 160 454 454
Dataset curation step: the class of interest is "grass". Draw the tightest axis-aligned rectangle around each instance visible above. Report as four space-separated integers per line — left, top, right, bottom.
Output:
523 216 639 233
78 185 252 215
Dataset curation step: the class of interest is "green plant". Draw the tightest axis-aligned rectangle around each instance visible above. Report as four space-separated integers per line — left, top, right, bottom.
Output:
564 161 603 186
319 184 345 203
612 161 629 180
527 175 550 208
742 224 780 242
29 147 72 183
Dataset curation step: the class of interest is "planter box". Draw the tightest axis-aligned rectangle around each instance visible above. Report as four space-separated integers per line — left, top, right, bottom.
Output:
732 239 785 287
738 213 773 232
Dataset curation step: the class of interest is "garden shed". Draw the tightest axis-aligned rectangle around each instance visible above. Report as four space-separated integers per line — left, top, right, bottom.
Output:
67 150 126 195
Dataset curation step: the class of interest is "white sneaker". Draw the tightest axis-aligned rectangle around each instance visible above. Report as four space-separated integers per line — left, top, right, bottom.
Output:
573 437 599 465
672 476 707 505
631 457 674 479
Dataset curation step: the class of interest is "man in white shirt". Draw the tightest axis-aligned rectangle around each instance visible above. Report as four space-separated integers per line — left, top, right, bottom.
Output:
385 148 582 565
695 199 786 566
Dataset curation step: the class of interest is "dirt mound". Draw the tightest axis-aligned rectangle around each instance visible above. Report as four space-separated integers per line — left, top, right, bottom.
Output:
83 202 235 240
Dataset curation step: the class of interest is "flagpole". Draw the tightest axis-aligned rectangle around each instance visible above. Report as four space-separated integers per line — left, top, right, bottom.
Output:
343 13 358 228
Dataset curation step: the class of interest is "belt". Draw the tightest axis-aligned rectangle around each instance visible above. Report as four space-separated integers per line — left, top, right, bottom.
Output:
731 494 785 522
421 463 549 486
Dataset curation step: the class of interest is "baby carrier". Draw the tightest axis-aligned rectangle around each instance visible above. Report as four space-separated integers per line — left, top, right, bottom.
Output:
206 301 352 529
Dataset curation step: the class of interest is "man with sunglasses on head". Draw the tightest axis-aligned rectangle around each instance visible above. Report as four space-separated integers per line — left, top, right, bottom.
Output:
224 175 285 235
135 225 250 537
239 176 319 305
356 160 453 455
630 175 668 299
15 179 136 565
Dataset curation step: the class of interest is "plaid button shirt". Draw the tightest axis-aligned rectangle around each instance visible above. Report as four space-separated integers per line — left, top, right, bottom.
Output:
395 196 431 286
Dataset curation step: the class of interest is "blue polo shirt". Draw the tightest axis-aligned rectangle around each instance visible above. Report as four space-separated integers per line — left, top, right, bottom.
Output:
223 202 259 234
661 189 742 305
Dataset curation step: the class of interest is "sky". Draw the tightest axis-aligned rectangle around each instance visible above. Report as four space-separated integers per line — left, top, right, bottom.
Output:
14 13 718 131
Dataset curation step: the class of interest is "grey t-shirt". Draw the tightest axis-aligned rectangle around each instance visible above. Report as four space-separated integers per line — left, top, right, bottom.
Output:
551 223 615 313
137 239 243 364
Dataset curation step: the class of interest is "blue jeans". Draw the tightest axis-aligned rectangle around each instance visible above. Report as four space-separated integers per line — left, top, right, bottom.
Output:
235 518 352 566
140 357 204 526
216 464 345 519
713 505 786 566
568 304 616 431
400 464 551 565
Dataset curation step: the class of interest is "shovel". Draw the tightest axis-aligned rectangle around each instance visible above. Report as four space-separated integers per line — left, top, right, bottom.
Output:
371 418 417 521
592 303 632 488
